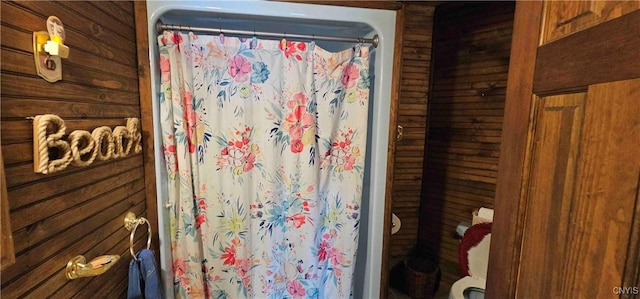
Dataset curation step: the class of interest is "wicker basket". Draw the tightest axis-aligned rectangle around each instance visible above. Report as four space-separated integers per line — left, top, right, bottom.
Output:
404 256 440 299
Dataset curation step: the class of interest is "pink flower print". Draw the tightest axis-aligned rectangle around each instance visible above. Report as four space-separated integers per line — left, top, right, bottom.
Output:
288 214 306 228
243 152 256 172
334 267 342 277
228 54 251 82
184 98 197 125
287 92 309 109
242 276 252 290
291 139 304 153
318 240 330 262
236 259 251 277
300 107 315 127
344 155 356 171
329 247 344 266
341 64 360 89
285 106 314 129
195 213 206 229
284 105 315 154
289 126 303 140
171 32 183 45
302 201 310 212
279 41 307 61
221 245 236 266
173 259 187 277
287 280 307 299
198 198 207 211
160 56 170 83
182 91 197 153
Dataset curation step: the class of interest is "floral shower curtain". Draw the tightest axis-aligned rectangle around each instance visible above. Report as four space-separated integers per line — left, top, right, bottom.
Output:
158 31 371 299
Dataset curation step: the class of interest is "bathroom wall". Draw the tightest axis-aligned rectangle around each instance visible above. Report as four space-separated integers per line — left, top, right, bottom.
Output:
389 2 436 261
0 1 152 297
418 1 515 289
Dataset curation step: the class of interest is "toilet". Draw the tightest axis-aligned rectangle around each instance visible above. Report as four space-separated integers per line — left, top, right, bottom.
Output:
449 222 492 299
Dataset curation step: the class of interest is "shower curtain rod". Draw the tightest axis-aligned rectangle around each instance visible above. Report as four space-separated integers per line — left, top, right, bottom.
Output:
156 21 379 48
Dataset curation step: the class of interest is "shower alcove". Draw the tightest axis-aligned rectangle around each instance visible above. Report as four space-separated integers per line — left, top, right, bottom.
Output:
144 1 396 298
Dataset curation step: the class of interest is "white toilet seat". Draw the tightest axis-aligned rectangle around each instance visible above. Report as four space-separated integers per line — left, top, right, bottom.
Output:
449 222 492 299
448 276 486 299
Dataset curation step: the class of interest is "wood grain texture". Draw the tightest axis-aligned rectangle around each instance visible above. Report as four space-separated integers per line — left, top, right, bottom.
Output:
0 1 150 296
0 2 137 66
485 2 543 298
380 5 404 298
567 79 640 298
0 147 15 270
622 178 640 298
517 79 640 297
541 0 640 44
134 0 161 259
389 2 435 261
418 2 514 290
490 1 640 297
516 93 586 297
534 10 640 94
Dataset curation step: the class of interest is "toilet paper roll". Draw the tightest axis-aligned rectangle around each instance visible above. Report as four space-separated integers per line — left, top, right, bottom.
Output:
478 207 494 220
391 213 401 235
472 207 494 225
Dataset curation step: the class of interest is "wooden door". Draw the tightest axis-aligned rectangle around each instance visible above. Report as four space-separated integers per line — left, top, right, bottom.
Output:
487 1 640 298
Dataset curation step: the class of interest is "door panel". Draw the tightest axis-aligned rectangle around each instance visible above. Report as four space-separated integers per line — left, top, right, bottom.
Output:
570 80 640 298
518 93 586 298
541 1 640 44
488 1 640 297
517 80 640 297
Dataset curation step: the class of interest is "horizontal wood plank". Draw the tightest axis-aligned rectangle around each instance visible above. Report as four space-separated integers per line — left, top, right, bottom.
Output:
533 10 640 94
419 1 514 288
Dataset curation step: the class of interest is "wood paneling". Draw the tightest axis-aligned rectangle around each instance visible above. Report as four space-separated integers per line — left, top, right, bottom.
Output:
389 2 435 260
534 10 640 94
517 93 586 297
541 0 640 44
518 80 640 298
0 1 151 297
489 2 640 297
1 147 15 270
418 1 515 290
133 0 160 262
485 2 543 297
381 4 405 298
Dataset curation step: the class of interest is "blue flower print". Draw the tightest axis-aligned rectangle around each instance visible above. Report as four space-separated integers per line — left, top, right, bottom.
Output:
251 61 270 84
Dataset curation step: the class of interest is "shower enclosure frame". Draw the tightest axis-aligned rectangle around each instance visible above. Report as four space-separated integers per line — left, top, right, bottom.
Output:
144 1 396 298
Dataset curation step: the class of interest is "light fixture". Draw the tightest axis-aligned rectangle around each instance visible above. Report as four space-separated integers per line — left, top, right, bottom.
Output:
33 16 69 82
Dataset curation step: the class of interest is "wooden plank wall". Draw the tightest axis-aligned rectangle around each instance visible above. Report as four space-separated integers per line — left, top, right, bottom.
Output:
418 2 515 289
0 1 148 297
389 2 436 260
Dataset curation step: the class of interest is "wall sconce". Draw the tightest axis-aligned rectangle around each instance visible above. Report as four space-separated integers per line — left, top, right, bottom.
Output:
33 16 69 82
